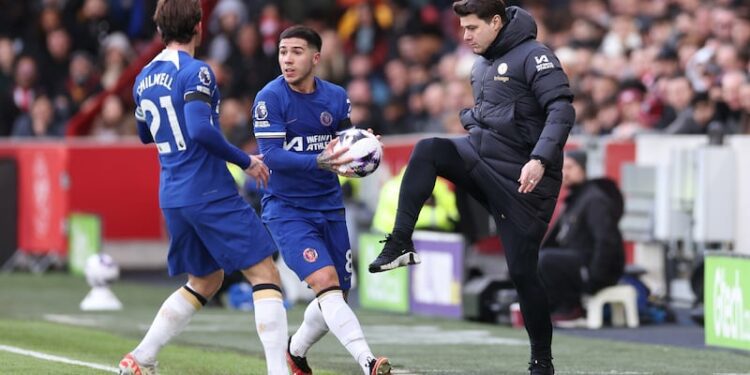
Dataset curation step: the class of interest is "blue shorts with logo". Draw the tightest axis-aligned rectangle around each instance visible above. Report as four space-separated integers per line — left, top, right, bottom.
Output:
265 214 352 291
162 194 276 277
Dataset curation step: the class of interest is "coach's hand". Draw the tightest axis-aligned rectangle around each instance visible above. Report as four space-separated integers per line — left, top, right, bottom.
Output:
246 154 270 189
317 138 353 173
518 159 545 194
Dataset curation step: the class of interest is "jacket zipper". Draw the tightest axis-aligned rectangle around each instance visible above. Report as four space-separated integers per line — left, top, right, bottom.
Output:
477 59 493 119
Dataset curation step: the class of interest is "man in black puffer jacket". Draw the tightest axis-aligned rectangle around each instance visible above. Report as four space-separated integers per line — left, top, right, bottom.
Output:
539 150 626 322
369 1 574 374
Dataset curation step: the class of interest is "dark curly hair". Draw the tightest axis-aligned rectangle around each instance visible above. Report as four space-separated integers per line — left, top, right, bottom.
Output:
153 0 202 45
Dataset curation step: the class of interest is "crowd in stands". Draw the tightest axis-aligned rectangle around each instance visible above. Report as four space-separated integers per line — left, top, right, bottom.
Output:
0 0 748 140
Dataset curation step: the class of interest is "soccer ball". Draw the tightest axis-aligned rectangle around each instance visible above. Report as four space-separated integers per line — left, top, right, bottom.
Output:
84 253 120 287
333 128 382 177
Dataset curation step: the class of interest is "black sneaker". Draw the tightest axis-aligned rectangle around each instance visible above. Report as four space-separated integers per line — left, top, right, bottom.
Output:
528 358 554 375
368 234 421 273
286 336 312 375
368 357 391 375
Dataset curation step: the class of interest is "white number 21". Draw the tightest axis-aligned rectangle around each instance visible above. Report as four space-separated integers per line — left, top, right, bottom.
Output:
141 96 187 154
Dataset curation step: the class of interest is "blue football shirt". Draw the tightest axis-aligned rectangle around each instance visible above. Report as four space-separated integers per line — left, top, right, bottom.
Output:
133 49 237 208
253 76 351 219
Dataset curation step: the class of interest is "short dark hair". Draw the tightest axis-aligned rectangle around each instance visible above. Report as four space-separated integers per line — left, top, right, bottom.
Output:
279 25 322 52
453 0 508 24
154 0 202 44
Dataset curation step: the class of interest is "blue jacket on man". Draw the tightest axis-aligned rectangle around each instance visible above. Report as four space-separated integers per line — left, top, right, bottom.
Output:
455 6 575 234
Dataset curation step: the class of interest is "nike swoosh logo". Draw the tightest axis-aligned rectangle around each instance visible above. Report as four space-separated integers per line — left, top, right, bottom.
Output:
285 118 297 124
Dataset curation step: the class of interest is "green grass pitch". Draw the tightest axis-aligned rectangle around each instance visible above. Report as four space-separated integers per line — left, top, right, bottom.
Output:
0 273 748 374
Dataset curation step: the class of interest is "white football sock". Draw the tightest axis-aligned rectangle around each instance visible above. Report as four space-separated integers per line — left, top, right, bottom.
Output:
253 289 289 375
132 286 202 365
318 290 374 375
290 298 329 357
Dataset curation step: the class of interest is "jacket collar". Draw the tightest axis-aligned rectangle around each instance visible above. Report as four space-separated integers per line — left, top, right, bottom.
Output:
480 6 537 60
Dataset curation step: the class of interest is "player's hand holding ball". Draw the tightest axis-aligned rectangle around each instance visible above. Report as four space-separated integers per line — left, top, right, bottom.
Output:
246 154 270 188
331 128 383 178
317 137 354 174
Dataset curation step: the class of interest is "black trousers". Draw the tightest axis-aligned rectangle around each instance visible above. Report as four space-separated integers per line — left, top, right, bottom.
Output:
538 248 586 313
393 138 553 360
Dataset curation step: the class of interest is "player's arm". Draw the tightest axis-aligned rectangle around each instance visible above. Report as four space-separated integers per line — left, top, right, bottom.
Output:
184 99 252 169
524 47 575 167
134 107 154 144
133 86 153 144
253 92 349 173
181 64 253 169
256 136 316 171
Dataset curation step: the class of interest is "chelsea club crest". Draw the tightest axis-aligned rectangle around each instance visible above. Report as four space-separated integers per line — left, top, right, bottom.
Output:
320 111 333 126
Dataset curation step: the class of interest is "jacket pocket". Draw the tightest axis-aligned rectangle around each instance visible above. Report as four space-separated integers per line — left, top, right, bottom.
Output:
490 102 516 133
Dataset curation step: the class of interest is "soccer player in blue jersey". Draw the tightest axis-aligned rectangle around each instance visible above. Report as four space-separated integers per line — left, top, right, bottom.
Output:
252 25 391 375
118 1 288 374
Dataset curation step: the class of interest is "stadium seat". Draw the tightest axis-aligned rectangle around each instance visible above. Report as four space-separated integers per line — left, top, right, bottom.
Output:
584 284 639 329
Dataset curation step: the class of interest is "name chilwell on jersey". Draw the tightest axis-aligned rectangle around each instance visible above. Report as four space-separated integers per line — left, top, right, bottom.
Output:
136 73 174 96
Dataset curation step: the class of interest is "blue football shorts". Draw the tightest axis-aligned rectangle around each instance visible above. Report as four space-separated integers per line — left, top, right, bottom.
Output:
265 216 353 291
162 194 276 277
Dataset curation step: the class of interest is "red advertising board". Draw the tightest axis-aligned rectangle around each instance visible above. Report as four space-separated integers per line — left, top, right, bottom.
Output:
67 142 162 240
0 143 69 255
0 137 636 260
0 140 163 257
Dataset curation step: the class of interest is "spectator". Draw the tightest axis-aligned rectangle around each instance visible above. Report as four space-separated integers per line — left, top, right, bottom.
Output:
347 77 384 135
208 0 247 64
313 22 347 84
710 70 746 133
90 95 131 140
0 0 747 141
419 81 446 133
226 23 278 99
338 1 392 68
539 150 625 323
664 92 718 134
64 0 111 55
100 32 134 90
384 58 409 102
64 51 101 116
659 76 695 128
381 96 408 135
589 73 618 106
347 53 389 107
39 28 72 96
218 97 247 136
595 97 620 134
11 95 64 137
258 3 288 57
9 55 40 118
617 85 646 126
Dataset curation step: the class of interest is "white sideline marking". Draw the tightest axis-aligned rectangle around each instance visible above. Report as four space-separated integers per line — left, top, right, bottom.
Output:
0 344 118 373
44 314 103 327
